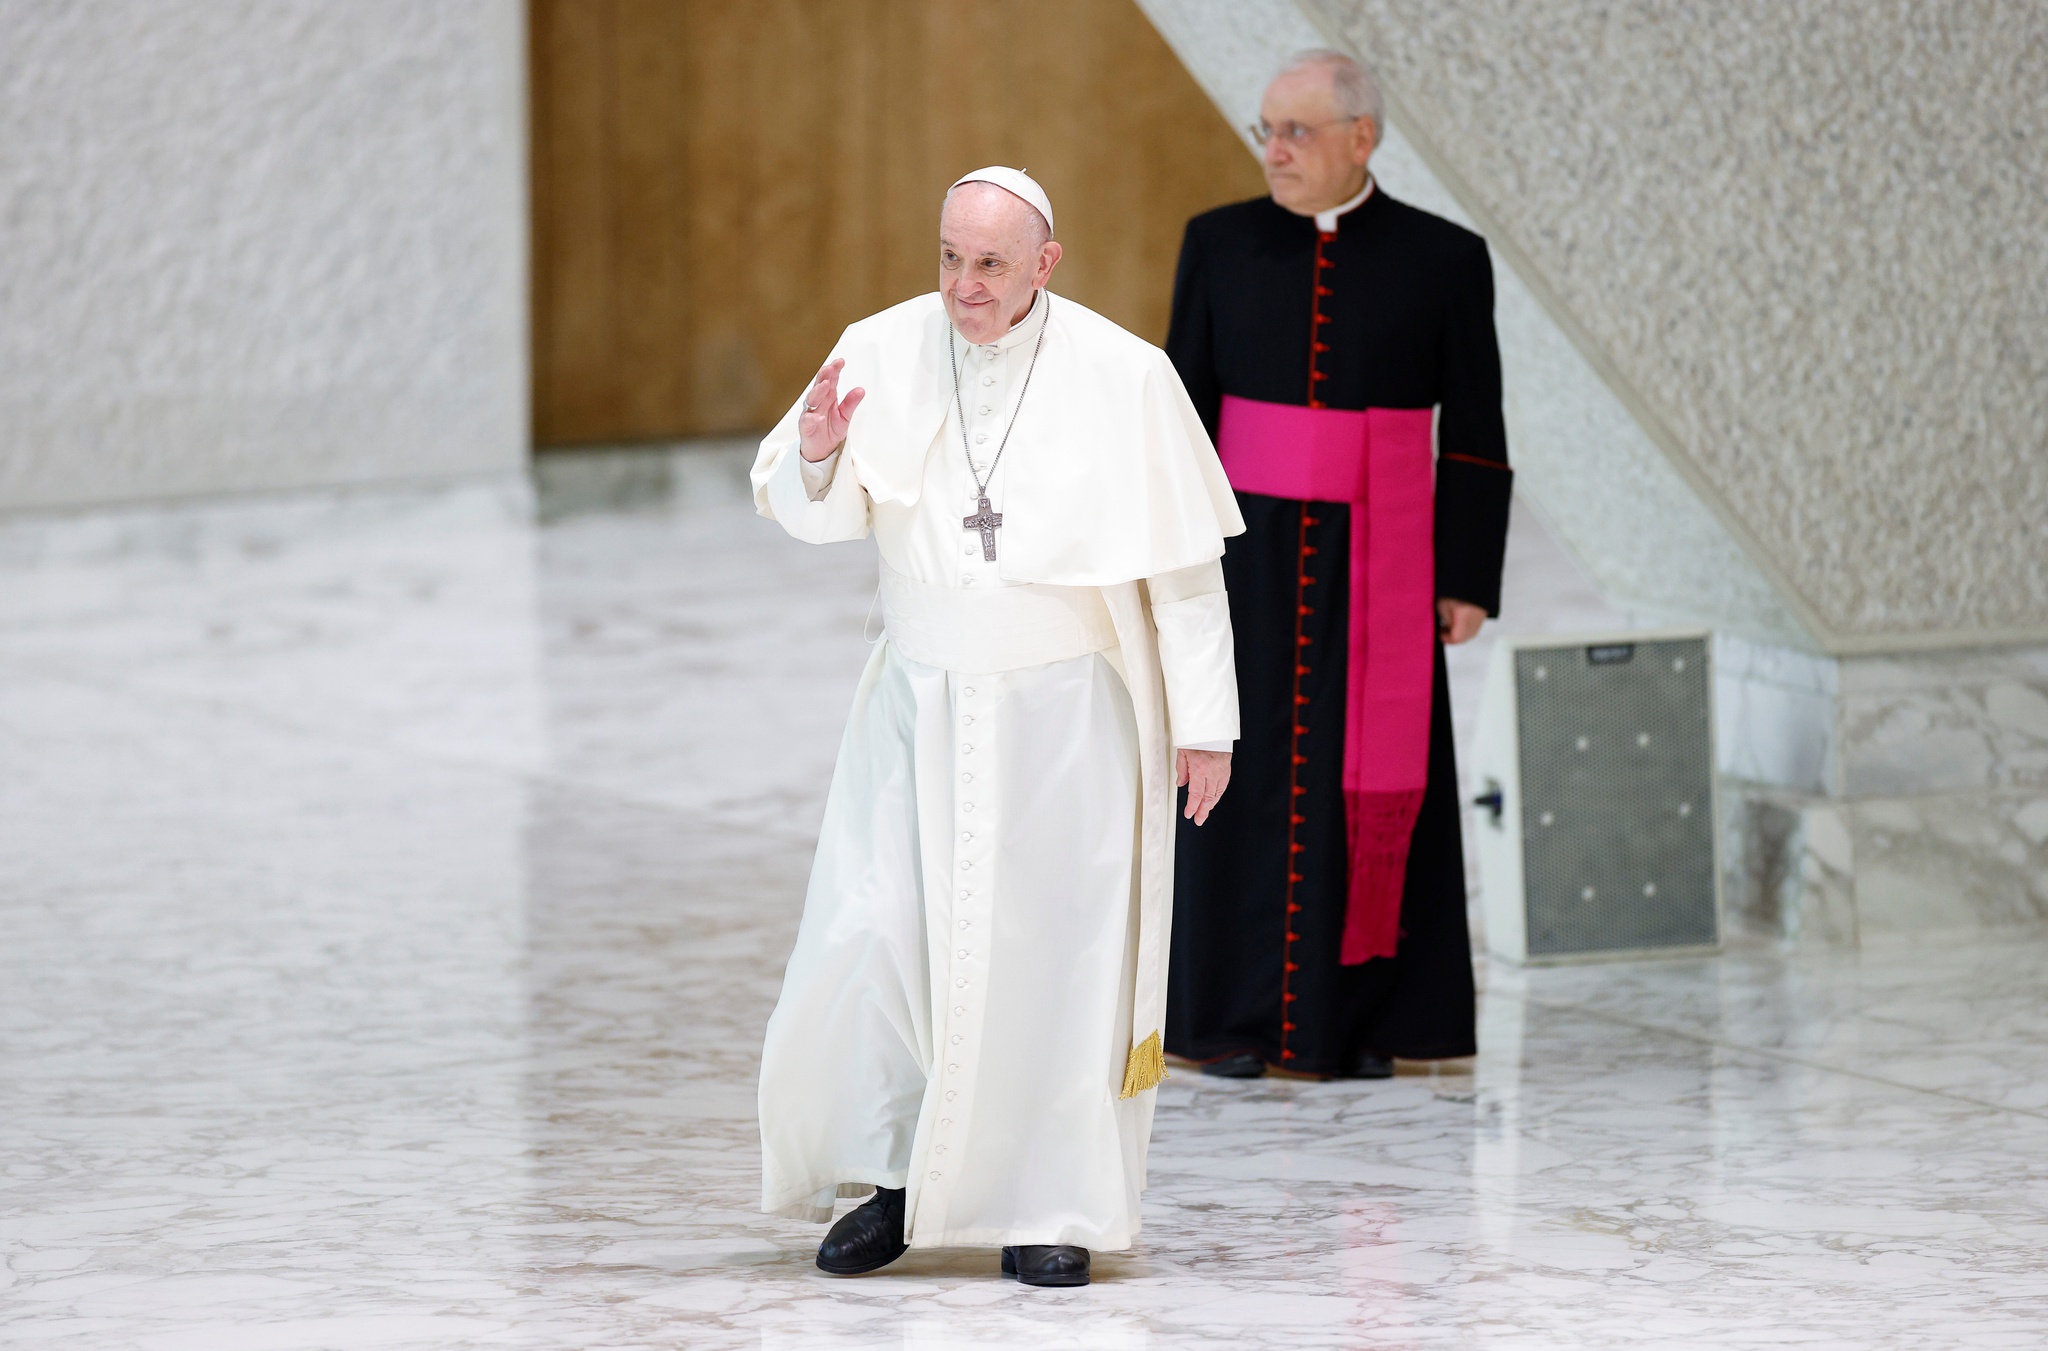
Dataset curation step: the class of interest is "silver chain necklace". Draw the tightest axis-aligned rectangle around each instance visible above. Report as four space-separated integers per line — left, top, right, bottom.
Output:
949 292 1050 562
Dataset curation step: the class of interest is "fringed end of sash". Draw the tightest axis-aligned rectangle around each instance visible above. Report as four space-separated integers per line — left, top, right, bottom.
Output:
1341 788 1426 965
1119 1031 1169 1099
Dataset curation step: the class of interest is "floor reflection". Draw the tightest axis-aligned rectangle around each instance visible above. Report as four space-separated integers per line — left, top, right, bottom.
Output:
2 452 2045 1348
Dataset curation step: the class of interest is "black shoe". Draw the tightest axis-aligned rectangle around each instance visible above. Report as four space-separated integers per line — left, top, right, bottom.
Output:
1200 1051 1266 1079
817 1187 907 1275
1336 1051 1395 1080
1003 1244 1090 1287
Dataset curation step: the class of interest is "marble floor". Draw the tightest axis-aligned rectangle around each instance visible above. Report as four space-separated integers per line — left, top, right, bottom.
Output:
3 445 2046 1350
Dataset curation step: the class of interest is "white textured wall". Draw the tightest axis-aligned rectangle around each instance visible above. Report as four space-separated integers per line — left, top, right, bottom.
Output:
1300 0 2048 651
0 1 527 511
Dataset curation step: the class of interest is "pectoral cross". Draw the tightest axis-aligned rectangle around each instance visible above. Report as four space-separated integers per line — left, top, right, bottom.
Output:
963 495 1003 561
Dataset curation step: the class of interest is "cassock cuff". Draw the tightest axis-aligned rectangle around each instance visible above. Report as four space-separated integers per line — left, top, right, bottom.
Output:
1179 738 1234 753
1150 587 1239 748
1433 458 1514 616
798 449 840 501
763 438 870 544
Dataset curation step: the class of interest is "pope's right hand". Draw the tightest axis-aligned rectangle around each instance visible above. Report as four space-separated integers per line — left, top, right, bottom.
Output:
798 358 866 463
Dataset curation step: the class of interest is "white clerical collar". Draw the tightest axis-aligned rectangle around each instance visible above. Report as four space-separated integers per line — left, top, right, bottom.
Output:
958 288 1046 355
1314 176 1376 234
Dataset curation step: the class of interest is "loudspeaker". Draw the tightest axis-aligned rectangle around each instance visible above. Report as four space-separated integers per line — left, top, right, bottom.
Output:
1471 630 1720 964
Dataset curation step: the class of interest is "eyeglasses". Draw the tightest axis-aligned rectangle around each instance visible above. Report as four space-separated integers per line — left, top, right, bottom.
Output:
1249 116 1363 147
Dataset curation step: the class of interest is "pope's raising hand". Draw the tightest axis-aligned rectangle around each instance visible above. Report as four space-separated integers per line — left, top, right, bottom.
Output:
798 358 866 463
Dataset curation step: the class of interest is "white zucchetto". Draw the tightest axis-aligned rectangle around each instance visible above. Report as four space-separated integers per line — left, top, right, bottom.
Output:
949 166 1055 237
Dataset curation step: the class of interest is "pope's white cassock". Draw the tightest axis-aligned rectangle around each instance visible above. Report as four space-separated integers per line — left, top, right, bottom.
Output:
753 268 1244 1251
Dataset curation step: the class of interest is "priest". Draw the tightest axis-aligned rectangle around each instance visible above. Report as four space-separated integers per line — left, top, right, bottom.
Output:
753 168 1244 1287
1164 51 1513 1081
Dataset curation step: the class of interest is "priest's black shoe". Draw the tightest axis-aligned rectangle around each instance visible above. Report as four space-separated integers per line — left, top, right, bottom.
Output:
1336 1050 1395 1080
1002 1244 1091 1287
1200 1050 1266 1079
816 1187 907 1275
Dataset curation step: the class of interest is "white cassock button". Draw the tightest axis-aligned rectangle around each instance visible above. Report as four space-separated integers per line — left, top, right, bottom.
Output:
951 1033 963 1043
962 744 975 754
964 687 976 697
978 405 992 415
941 1118 952 1128
948 1063 960 1073
931 1171 941 1180
960 860 973 871
963 576 976 586
946 1091 957 1101
956 950 969 960
958 920 970 929
982 375 994 386
935 1145 947 1154
963 715 975 726
959 889 971 899
975 432 988 444
956 978 968 987
961 832 974 843
953 1006 965 1016
963 545 976 557
962 802 975 813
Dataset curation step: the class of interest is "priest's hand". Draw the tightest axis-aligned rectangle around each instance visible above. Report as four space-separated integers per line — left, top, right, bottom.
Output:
1437 598 1487 645
799 358 866 463
1177 749 1232 826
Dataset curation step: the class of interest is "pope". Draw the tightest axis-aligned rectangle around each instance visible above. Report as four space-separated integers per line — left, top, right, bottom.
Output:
752 168 1244 1287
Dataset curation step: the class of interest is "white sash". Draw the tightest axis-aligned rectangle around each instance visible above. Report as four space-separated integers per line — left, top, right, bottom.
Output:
878 563 1117 674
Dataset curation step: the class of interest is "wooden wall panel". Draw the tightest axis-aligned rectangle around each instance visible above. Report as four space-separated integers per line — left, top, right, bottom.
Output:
530 0 1268 446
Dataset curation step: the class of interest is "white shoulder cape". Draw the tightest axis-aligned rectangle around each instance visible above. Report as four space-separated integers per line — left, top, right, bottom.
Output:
750 291 1245 585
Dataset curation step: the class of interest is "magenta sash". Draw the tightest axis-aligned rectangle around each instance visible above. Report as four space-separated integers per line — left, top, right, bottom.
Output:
1216 394 1435 964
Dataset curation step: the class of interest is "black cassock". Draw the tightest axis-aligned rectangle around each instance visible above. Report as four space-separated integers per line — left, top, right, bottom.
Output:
1165 187 1513 1072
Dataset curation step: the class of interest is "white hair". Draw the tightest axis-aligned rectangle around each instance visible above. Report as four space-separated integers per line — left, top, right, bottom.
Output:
942 181 1052 249
1279 48 1384 135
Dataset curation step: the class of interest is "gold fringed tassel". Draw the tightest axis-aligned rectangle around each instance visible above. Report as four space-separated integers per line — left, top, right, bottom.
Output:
1118 1031 1169 1099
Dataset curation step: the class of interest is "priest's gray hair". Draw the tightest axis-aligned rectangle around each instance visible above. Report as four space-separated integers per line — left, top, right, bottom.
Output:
943 180 1053 249
1280 48 1384 135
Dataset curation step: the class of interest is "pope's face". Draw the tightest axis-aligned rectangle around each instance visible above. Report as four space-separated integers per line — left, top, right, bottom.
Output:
1259 66 1376 216
939 186 1062 345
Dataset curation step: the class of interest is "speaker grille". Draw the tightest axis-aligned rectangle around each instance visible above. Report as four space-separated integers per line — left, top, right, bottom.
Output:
1514 637 1717 957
